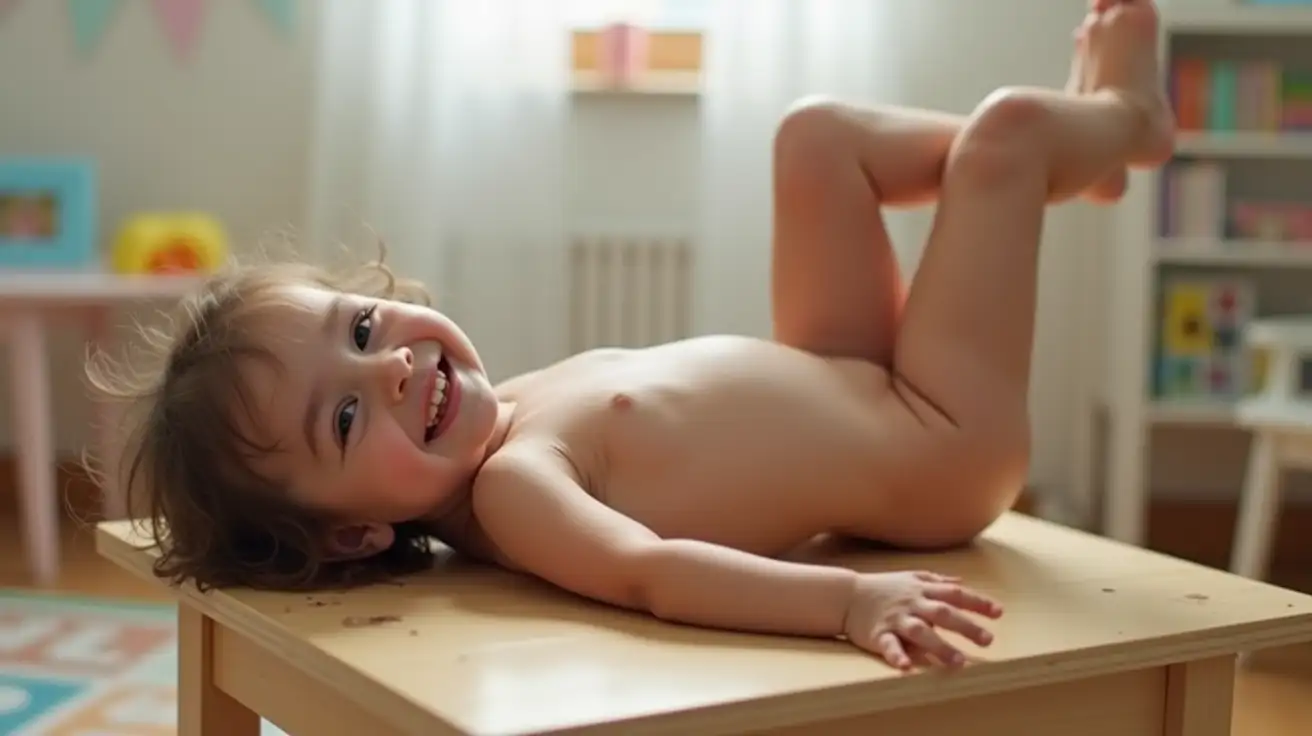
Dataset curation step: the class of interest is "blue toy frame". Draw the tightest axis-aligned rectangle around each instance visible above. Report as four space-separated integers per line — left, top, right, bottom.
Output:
0 157 98 269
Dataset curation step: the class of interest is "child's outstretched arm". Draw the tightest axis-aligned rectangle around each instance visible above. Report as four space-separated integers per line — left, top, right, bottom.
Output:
472 445 1001 669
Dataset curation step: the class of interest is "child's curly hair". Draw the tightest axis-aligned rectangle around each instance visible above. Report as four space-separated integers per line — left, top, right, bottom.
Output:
84 242 439 592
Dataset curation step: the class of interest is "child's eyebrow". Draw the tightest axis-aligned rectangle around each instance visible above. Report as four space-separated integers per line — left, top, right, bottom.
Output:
301 295 345 460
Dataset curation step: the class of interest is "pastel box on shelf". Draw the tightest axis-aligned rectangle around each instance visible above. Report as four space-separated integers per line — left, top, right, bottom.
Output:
111 212 228 275
1230 201 1312 241
1155 276 1260 401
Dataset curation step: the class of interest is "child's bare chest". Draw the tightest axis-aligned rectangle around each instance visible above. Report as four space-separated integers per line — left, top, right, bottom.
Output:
515 336 894 553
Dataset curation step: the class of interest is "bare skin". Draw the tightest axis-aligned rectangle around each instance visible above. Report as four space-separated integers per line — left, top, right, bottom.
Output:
248 0 1174 672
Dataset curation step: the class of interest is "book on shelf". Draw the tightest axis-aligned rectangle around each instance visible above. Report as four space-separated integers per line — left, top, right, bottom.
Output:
1171 57 1307 132
1159 162 1226 238
1158 162 1312 242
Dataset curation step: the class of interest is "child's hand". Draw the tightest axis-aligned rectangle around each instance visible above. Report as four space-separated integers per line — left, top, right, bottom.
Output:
842 570 1002 670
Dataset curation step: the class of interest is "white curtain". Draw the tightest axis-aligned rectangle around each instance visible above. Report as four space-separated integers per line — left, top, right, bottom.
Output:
696 0 911 338
305 0 572 382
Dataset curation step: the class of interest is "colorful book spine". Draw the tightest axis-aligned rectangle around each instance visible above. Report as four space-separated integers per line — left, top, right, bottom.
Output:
1208 60 1238 131
1282 70 1312 130
1258 60 1284 130
1158 166 1176 238
1173 58 1210 130
1161 163 1226 239
1170 58 1284 132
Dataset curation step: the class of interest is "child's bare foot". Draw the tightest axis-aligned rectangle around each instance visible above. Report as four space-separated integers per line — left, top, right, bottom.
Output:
1084 0 1177 168
1069 12 1130 204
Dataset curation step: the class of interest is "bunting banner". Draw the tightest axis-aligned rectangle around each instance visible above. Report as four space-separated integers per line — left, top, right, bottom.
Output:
255 0 294 37
68 0 122 54
0 0 294 59
151 0 204 60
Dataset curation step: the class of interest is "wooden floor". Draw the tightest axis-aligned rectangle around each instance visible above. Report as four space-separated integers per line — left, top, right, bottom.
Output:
3 513 1312 734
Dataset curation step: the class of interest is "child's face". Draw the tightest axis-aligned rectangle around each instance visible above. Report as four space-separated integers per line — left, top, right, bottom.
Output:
245 285 500 556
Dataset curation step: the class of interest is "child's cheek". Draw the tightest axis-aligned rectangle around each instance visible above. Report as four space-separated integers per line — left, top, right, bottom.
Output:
374 422 427 476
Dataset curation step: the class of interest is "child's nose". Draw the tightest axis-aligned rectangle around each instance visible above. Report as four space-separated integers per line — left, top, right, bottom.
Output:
380 347 414 402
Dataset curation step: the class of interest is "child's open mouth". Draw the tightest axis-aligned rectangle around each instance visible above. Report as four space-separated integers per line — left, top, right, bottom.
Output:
424 352 459 443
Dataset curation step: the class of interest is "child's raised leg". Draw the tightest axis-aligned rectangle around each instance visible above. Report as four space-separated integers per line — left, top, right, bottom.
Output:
882 0 1175 542
771 101 961 366
771 1 1128 368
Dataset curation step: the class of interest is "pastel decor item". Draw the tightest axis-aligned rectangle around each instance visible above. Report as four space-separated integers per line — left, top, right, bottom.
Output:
1156 276 1256 401
256 0 294 36
151 0 205 62
111 212 228 275
0 157 99 269
68 0 122 54
598 22 649 86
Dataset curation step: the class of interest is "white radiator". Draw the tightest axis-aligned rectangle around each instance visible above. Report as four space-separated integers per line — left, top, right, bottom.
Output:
568 234 694 353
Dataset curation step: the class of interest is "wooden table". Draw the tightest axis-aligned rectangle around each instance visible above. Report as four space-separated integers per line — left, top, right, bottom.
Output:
96 512 1312 736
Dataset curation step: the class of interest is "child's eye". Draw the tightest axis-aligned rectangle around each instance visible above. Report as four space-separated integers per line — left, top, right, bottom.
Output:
352 305 376 350
336 399 358 444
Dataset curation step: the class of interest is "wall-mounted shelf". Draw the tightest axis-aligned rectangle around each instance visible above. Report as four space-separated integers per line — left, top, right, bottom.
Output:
1154 238 1312 267
1176 131 1312 158
571 71 701 97
1165 5 1312 35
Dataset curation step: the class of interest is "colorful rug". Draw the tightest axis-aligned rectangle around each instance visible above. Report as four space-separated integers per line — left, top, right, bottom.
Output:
0 591 286 735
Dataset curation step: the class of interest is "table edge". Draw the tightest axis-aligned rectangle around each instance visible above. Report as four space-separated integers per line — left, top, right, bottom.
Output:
95 524 453 735
94 521 1312 735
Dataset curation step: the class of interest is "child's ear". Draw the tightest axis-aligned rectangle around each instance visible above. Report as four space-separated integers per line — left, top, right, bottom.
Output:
323 522 395 561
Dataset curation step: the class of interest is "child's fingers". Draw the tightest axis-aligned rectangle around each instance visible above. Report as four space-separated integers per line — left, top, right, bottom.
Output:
924 583 1004 618
872 630 913 670
912 599 994 647
894 614 966 667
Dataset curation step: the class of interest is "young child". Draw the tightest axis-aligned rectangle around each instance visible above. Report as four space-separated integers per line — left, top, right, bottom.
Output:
88 0 1173 672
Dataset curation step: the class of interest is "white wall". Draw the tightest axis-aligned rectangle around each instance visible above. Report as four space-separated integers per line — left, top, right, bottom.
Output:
0 0 1103 502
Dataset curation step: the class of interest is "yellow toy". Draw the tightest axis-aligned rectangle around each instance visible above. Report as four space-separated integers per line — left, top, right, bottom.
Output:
111 212 228 274
1156 276 1258 400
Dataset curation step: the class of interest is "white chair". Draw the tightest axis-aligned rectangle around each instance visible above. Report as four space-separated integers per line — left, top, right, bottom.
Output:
1231 316 1312 583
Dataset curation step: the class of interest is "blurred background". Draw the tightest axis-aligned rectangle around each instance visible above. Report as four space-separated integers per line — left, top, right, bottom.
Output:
0 0 1308 733
0 0 1102 527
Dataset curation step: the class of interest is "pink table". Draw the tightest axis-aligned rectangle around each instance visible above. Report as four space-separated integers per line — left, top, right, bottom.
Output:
0 272 199 586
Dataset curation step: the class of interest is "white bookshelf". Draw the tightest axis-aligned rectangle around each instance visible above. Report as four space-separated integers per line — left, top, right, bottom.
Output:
1093 2 1312 546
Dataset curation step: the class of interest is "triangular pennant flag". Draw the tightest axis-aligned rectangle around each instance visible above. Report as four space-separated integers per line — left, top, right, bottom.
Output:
151 0 206 61
67 0 121 54
254 0 293 37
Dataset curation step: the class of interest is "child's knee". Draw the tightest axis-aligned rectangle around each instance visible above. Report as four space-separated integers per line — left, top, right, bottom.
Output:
774 96 849 163
969 87 1051 141
948 87 1049 184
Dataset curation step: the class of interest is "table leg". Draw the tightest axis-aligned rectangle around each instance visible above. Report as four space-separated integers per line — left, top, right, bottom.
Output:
1163 655 1236 736
7 313 60 587
178 604 261 736
86 306 128 520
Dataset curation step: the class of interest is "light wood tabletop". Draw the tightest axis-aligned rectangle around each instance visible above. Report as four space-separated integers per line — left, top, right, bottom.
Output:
97 512 1312 736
